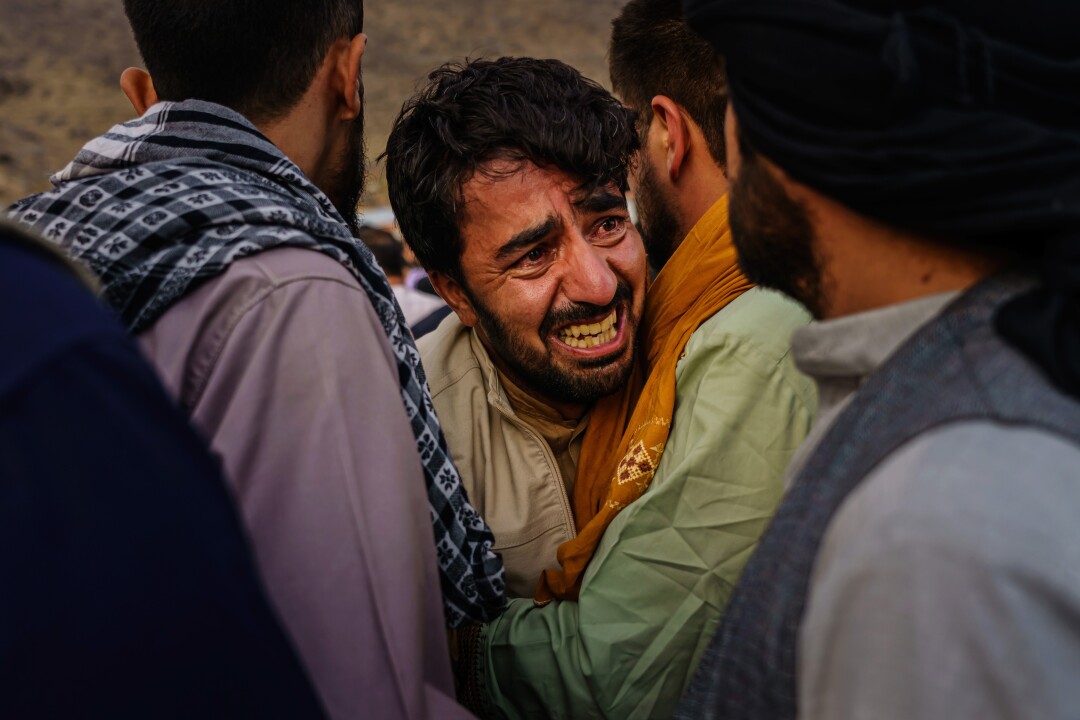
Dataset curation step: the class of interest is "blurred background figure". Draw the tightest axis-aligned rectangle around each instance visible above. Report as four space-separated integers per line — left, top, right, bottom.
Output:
0 220 326 719
358 225 450 335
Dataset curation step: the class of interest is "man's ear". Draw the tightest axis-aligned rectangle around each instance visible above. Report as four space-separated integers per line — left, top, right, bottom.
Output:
332 33 367 121
120 68 159 116
649 95 690 183
428 271 479 328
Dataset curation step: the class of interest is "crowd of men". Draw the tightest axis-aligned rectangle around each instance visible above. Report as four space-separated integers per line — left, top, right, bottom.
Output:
3 0 1078 718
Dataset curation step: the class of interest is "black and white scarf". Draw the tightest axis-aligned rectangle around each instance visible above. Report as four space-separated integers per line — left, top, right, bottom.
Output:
9 100 506 627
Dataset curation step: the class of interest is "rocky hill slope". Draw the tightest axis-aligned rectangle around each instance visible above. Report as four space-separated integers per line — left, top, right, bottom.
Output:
0 0 625 206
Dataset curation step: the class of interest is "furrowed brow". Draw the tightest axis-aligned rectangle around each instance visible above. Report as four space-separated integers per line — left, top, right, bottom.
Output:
495 216 560 261
576 188 627 214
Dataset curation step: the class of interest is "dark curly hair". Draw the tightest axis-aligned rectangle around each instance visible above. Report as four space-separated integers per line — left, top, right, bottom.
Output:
610 0 727 167
383 57 640 281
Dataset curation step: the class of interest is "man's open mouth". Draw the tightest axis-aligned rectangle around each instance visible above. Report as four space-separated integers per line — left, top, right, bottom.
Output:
556 308 618 349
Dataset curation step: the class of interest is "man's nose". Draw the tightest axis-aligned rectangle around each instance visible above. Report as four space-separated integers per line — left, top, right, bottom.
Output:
560 235 618 307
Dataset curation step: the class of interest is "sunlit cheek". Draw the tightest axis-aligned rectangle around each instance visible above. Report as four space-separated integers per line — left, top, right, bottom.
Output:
506 283 560 344
611 238 648 294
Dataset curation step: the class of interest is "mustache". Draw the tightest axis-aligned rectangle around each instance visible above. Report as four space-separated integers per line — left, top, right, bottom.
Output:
540 281 632 337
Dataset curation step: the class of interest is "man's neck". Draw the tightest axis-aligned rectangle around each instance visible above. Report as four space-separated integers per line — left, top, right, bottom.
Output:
479 336 588 422
672 163 729 255
496 364 586 427
816 205 1006 319
260 111 332 191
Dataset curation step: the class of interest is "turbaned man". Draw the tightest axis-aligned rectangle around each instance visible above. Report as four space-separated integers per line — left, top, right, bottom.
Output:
679 1 1080 719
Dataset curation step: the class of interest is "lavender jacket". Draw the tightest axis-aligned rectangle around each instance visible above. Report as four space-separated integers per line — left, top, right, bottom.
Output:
140 247 472 720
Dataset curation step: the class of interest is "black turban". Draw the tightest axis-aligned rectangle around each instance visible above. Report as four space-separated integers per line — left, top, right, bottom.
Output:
684 0 1080 396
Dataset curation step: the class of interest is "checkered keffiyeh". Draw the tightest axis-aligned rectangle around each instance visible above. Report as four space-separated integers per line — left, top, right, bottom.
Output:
9 100 506 627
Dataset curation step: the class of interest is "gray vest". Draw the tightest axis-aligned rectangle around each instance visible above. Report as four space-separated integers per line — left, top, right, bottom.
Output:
677 274 1080 719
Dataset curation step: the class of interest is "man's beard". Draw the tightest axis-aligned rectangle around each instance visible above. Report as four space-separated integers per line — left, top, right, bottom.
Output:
634 153 682 273
469 281 638 406
729 137 826 318
329 113 367 235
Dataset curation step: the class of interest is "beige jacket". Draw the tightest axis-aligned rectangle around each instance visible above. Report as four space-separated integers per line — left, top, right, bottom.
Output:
419 317 578 598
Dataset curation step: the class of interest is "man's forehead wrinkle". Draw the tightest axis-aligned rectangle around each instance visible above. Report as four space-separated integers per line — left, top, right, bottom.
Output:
460 163 542 211
460 162 624 266
458 176 507 233
476 155 535 186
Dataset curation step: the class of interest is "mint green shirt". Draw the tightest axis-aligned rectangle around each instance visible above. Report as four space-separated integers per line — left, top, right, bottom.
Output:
477 287 817 719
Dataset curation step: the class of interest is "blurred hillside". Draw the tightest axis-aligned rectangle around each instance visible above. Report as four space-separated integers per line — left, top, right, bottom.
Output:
0 0 626 206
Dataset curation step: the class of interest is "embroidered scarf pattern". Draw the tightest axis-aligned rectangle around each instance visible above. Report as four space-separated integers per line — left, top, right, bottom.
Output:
9 100 506 627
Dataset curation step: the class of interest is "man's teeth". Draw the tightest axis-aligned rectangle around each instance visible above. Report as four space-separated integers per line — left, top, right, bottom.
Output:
559 309 618 348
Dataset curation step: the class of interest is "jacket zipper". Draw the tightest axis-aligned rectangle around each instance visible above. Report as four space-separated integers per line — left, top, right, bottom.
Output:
503 413 578 542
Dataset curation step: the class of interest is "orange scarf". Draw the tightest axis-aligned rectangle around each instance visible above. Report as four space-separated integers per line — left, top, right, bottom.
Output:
536 195 753 603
